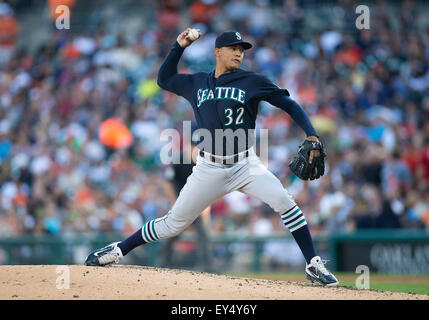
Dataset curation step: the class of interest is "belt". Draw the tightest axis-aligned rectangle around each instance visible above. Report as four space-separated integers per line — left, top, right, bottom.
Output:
199 148 253 165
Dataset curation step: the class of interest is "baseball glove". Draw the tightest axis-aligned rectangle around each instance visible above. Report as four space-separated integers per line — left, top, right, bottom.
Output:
288 139 326 180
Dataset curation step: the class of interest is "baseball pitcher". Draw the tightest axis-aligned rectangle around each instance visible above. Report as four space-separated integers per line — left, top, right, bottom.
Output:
85 28 338 286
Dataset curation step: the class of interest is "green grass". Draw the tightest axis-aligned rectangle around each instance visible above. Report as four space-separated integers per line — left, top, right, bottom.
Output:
338 281 429 295
225 272 429 295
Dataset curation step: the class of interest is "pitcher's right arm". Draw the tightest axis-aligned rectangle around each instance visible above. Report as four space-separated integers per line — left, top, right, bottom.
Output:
157 28 200 97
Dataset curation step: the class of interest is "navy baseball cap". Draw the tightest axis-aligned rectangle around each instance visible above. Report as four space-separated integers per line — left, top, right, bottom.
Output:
215 31 252 50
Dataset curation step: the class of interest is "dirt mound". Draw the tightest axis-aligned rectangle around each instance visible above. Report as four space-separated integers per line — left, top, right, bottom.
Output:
0 265 427 300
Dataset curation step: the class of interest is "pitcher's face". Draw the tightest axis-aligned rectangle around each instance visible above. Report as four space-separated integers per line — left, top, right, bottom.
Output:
215 44 245 71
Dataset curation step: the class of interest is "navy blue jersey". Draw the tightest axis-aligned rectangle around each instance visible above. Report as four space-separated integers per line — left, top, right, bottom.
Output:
158 41 318 156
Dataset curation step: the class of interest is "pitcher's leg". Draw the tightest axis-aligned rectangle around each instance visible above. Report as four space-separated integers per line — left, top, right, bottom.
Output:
237 157 317 264
237 157 338 285
85 158 226 266
152 165 227 241
237 159 297 214
117 159 228 256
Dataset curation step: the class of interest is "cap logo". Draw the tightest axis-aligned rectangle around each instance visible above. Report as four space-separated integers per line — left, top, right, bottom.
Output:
235 32 242 40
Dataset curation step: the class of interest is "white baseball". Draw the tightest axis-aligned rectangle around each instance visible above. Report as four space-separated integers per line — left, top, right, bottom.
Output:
187 29 200 41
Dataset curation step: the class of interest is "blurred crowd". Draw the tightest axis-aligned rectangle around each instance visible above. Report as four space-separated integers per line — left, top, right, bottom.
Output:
1 0 429 242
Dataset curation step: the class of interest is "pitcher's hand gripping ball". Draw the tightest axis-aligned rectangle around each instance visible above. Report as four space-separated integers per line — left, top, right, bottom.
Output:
187 29 200 41
289 139 326 180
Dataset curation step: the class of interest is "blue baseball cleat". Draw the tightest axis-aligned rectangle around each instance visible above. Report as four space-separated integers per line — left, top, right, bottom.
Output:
85 242 123 266
305 256 339 286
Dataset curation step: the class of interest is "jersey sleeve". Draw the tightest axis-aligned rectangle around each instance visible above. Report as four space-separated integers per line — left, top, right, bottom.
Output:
253 74 290 102
264 94 319 137
250 74 318 137
157 41 194 100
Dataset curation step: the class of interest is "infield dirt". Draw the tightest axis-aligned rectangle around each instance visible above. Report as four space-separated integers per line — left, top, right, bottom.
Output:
0 265 428 300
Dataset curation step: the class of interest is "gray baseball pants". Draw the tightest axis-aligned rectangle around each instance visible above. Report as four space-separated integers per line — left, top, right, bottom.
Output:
140 148 302 243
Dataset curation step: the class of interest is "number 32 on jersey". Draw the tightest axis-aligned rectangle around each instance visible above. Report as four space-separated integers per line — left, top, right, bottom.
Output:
224 106 244 126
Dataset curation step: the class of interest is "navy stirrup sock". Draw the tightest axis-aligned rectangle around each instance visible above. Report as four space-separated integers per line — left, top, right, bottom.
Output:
118 228 145 256
280 205 317 264
118 220 160 256
290 225 317 264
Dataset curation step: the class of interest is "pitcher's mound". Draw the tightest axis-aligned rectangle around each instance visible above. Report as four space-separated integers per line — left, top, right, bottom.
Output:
0 265 426 300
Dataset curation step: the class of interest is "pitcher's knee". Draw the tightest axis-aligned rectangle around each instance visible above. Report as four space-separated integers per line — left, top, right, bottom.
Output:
271 190 296 214
151 211 193 240
165 223 187 238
